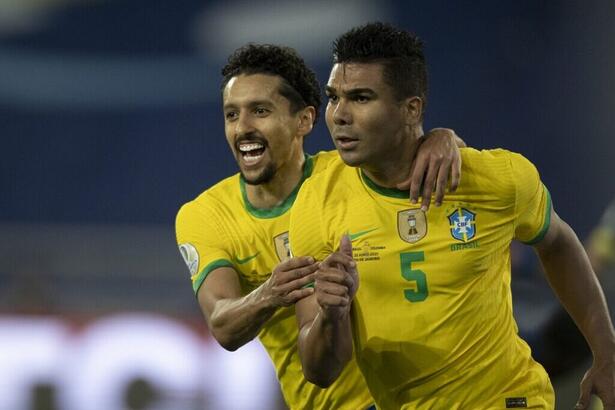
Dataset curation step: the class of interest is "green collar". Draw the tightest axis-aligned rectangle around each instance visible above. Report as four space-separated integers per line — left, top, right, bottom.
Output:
360 169 410 199
240 154 314 218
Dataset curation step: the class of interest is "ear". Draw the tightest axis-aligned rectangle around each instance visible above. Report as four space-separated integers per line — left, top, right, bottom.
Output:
404 96 423 126
297 106 316 137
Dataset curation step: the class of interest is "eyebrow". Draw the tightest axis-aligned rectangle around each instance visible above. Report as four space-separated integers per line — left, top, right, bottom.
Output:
223 99 274 110
324 85 377 97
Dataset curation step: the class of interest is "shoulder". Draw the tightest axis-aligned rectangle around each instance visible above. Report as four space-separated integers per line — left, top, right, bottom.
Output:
176 174 241 225
299 154 351 201
458 148 539 203
310 150 340 171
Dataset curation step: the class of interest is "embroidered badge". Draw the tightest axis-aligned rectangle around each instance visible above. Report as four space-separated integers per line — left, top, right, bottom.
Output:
398 209 427 243
448 208 476 242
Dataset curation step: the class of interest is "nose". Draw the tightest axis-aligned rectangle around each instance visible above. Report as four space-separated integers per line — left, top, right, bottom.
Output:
234 112 255 138
331 99 352 126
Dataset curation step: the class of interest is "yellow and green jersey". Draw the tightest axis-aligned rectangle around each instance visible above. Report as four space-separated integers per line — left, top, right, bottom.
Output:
289 148 555 410
175 151 373 410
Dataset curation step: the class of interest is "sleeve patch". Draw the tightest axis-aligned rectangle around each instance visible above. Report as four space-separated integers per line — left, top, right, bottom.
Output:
178 243 200 276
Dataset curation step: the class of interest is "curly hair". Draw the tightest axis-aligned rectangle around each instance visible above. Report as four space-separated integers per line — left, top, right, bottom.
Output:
221 44 322 123
332 22 428 108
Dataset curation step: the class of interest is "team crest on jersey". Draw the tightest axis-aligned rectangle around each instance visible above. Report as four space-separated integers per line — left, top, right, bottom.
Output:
397 209 427 243
448 208 476 242
273 231 291 261
178 243 199 276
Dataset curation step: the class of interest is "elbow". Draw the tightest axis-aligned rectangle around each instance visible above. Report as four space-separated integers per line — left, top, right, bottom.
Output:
302 360 347 389
304 368 339 388
211 329 245 352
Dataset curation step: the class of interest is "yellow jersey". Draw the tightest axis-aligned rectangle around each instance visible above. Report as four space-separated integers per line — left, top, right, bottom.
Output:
289 148 555 410
175 151 373 410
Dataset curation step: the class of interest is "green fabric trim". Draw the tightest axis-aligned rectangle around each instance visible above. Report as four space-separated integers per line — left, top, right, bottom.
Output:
361 170 409 199
523 185 552 245
240 154 314 219
193 259 234 294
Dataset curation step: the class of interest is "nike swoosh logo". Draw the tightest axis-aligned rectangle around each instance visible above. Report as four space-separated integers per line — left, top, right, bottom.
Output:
234 252 260 264
348 228 379 241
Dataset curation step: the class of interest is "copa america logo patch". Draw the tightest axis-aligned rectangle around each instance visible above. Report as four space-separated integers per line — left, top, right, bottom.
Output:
448 208 476 242
178 243 199 276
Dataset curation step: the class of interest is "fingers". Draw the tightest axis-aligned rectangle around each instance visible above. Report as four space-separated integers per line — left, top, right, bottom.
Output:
407 155 426 204
285 287 315 303
433 163 449 207
339 235 353 258
321 252 355 271
575 379 591 410
450 152 461 192
420 163 438 211
277 255 315 271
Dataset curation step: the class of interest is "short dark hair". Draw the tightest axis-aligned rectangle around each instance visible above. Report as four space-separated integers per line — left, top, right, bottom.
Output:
333 22 428 108
221 44 321 123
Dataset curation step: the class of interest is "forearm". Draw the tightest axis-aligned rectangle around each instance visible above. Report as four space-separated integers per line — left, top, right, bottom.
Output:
206 286 277 351
298 308 353 387
537 221 615 359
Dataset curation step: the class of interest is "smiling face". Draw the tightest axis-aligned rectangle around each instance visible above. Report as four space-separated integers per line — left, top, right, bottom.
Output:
222 73 307 185
325 62 416 169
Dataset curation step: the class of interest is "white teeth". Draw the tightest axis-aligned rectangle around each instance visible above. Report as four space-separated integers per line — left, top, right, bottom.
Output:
243 153 264 165
239 142 264 152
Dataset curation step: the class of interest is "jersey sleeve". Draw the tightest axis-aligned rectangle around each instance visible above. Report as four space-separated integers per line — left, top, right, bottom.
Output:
175 200 234 294
289 177 332 262
509 152 552 244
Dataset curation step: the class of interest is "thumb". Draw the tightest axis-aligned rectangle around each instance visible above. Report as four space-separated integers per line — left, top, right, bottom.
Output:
340 234 353 257
575 386 591 410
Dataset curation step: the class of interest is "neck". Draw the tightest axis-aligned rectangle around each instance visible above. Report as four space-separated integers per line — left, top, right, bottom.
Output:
244 148 306 209
362 126 424 188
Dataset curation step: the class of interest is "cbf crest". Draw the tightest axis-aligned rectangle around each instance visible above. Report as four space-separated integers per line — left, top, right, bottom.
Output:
397 209 427 243
448 208 476 242
274 231 291 261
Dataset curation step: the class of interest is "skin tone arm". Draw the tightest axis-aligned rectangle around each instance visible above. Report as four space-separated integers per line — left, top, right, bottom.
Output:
533 209 615 409
399 127 467 210
198 256 318 351
295 236 358 387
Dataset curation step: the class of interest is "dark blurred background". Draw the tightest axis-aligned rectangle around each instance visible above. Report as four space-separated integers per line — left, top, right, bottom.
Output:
1 0 614 409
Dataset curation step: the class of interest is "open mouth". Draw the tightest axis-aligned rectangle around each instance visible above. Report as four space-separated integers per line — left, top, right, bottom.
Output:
238 141 267 165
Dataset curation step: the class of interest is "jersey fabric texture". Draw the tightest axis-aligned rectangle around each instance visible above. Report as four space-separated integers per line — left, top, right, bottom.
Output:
175 151 373 410
289 148 555 410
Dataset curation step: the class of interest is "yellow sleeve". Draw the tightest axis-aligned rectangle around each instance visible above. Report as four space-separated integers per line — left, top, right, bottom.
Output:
509 152 552 244
289 178 332 262
175 201 234 294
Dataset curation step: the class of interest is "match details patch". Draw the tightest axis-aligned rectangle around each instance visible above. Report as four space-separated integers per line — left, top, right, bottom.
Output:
274 231 291 262
505 397 528 408
398 209 427 243
178 243 199 276
448 207 476 242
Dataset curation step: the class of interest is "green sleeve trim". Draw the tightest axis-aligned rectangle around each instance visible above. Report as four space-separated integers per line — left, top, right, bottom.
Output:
523 185 552 245
193 259 234 294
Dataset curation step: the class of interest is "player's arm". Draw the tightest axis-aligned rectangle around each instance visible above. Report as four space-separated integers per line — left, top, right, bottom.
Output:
397 127 467 210
198 256 318 351
533 209 615 409
295 236 357 387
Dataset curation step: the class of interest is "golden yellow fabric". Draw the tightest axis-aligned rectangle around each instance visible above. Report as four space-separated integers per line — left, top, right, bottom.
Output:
176 151 373 410
289 148 554 410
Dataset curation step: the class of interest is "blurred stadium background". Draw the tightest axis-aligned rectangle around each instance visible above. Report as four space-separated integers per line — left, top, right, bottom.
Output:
1 0 615 409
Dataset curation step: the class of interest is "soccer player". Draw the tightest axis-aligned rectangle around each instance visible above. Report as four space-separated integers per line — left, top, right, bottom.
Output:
289 22 615 410
175 44 465 409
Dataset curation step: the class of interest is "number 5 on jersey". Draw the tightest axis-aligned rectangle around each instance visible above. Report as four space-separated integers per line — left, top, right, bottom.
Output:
400 251 428 302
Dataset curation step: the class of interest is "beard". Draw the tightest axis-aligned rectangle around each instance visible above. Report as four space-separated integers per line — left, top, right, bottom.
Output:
241 161 277 185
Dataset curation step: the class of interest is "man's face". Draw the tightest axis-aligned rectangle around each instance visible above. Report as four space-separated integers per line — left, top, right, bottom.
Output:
325 62 407 168
223 74 303 185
